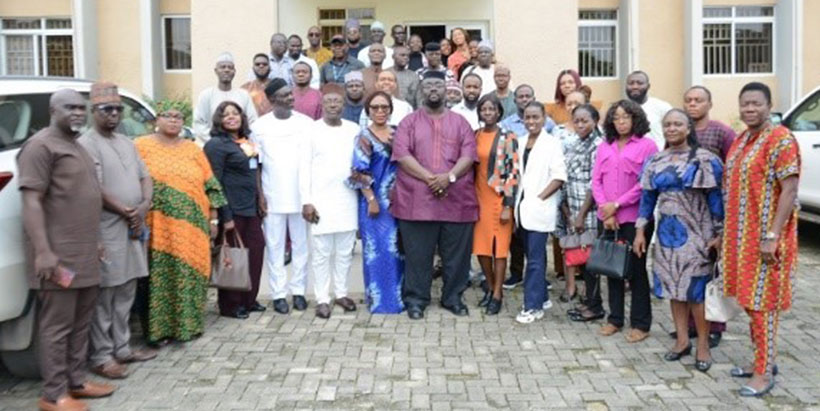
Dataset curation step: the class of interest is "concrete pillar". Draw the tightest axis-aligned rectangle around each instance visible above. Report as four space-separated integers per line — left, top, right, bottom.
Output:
140 0 161 99
72 0 97 79
776 0 802 111
684 0 703 88
191 0 278 101
491 0 577 101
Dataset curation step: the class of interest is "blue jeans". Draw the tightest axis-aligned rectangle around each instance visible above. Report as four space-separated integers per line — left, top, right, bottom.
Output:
520 228 549 311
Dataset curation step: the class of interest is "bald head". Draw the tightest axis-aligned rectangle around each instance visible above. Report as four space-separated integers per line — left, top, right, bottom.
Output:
49 89 87 135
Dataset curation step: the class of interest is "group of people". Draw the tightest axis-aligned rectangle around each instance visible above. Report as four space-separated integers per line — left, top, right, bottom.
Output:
20 20 801 410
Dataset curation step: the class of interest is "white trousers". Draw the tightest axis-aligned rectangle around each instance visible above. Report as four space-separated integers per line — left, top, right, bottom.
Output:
263 213 309 299
311 230 356 305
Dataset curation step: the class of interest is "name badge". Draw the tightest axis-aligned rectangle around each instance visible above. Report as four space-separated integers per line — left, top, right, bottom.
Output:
249 158 258 169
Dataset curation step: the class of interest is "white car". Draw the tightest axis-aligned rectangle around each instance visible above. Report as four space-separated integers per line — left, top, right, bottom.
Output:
0 76 160 378
779 86 820 223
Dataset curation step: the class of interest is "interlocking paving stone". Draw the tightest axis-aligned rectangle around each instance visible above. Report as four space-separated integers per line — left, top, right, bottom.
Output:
2 227 820 410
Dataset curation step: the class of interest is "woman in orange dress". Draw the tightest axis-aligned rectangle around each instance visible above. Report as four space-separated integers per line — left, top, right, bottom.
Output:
722 82 800 397
473 94 519 315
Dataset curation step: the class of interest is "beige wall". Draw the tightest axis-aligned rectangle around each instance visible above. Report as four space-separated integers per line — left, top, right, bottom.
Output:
703 0 774 5
704 76 777 129
579 0 619 8
494 0 577 107
803 0 820 96
638 0 686 107
191 0 277 102
0 0 71 16
162 73 191 100
96 0 143 95
160 0 190 14
278 0 492 38
584 79 621 114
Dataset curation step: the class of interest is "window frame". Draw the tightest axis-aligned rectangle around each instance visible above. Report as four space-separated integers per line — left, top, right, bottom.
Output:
161 15 192 73
317 8 375 46
702 6 776 77
577 9 619 80
0 17 74 77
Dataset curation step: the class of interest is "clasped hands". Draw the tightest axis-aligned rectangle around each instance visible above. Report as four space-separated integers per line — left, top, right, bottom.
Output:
426 173 451 198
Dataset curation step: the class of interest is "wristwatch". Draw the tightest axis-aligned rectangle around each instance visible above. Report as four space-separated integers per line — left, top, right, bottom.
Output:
763 231 778 241
448 172 456 183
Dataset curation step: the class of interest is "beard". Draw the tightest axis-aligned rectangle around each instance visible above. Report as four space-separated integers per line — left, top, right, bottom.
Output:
628 89 648 104
426 97 444 109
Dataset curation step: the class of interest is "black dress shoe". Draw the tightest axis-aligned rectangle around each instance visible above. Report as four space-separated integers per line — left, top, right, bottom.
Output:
441 303 469 317
272 298 290 314
231 307 250 319
485 298 502 315
708 332 722 348
663 344 692 361
407 307 424 320
669 329 698 339
249 302 267 312
695 358 713 372
478 290 491 307
292 295 308 311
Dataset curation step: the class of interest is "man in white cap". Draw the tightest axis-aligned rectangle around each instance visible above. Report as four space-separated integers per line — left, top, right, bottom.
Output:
341 71 366 123
461 40 496 97
358 21 393 69
193 52 258 142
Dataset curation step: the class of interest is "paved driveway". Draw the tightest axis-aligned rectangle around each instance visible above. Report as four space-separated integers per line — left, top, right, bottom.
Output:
2 224 820 410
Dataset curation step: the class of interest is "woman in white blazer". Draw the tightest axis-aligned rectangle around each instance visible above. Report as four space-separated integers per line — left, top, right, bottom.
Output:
513 102 568 324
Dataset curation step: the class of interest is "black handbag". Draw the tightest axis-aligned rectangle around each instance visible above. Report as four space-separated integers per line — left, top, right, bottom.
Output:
586 232 632 280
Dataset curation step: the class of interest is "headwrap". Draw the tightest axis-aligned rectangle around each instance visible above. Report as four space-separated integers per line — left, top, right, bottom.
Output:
89 82 121 106
422 70 446 81
264 77 288 98
344 71 364 84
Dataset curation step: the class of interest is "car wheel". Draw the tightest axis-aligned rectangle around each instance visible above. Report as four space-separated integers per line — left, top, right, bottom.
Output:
1 342 40 379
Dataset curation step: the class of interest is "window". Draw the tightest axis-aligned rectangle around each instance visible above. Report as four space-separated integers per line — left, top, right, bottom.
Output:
317 8 375 46
703 6 774 75
578 10 618 78
786 90 820 132
163 16 191 71
0 18 74 77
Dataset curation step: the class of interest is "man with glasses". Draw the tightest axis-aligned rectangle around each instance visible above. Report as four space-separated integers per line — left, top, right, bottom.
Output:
241 53 273 116
18 88 116 411
79 82 157 381
391 71 478 320
305 26 332 66
194 52 258 142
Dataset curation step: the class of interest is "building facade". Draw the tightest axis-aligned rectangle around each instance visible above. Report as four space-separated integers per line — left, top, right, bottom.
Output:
1 0 817 124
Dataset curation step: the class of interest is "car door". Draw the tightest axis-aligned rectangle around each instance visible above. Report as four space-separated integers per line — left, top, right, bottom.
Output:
784 89 820 212
0 93 51 322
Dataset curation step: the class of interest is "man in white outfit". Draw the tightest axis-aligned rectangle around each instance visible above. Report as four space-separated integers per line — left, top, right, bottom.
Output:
251 78 314 314
300 91 360 319
625 70 672 150
193 52 258 143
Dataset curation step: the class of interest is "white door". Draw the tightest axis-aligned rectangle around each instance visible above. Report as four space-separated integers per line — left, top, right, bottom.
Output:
785 87 820 211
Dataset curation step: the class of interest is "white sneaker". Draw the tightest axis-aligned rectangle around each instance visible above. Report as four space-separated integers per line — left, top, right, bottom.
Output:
542 300 553 310
516 309 545 324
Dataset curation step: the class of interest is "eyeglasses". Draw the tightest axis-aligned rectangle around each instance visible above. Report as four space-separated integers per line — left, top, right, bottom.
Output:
369 104 391 112
158 112 184 121
96 104 124 114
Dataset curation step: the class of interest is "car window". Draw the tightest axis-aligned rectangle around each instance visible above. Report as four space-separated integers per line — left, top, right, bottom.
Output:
787 91 820 132
0 93 51 152
0 92 156 153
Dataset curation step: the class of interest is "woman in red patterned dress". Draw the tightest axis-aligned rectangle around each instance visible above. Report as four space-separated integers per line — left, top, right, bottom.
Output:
721 82 800 397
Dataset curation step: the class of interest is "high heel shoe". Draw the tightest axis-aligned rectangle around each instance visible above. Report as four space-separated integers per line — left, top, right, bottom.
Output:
663 344 692 361
485 298 502 315
478 290 491 307
731 364 778 378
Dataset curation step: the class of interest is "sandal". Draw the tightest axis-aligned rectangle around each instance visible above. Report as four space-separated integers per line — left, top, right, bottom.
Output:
625 328 649 343
599 323 621 336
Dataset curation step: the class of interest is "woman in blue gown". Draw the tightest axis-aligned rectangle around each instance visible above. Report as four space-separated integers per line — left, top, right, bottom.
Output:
347 91 404 313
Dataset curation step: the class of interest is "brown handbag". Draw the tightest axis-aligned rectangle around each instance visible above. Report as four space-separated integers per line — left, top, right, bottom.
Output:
210 230 251 291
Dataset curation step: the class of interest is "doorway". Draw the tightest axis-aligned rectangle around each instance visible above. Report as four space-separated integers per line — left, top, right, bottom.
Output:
406 21 489 44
